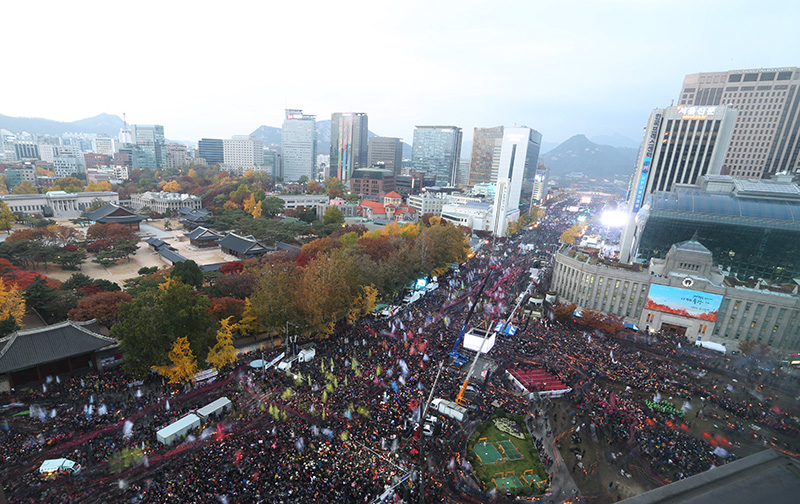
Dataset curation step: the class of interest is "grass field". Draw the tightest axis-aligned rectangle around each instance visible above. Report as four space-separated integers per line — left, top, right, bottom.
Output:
474 442 504 464
468 411 548 496
493 476 522 490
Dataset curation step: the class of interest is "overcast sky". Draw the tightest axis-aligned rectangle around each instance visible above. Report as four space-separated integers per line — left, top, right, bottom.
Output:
3 0 798 147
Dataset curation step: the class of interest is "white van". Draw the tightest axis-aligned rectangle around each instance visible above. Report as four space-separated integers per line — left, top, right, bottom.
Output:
402 292 421 306
39 458 81 476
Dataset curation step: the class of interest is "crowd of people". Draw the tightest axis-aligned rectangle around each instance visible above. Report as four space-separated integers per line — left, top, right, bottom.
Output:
2 213 799 503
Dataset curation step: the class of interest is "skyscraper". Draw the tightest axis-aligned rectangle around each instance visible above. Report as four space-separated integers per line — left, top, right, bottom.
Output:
198 138 224 165
281 109 317 182
411 126 463 186
490 127 542 237
131 124 166 169
469 126 504 185
368 137 404 175
330 112 368 183
619 105 737 262
223 136 264 169
679 67 800 178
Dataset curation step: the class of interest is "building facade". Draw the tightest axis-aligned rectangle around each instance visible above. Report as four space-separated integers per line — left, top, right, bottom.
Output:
330 112 368 183
532 167 550 203
620 105 737 262
198 138 224 165
350 167 395 197
131 125 166 170
490 127 542 237
166 144 188 169
222 136 263 169
679 67 800 178
553 237 800 351
281 109 317 182
368 137 404 176
129 191 202 214
469 126 504 185
276 193 330 210
407 191 448 217
411 126 463 186
0 191 119 218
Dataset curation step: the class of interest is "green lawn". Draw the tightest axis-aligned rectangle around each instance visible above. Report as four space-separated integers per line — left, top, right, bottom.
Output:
469 413 548 495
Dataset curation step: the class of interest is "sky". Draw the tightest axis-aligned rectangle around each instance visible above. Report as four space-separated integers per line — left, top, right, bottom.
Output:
3 0 799 147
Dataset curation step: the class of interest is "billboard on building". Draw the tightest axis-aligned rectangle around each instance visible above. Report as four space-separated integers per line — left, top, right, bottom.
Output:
645 284 723 321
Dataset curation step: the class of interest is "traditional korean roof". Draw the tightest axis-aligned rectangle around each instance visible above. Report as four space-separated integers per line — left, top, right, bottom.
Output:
217 233 269 256
184 226 223 241
84 203 145 224
0 320 117 374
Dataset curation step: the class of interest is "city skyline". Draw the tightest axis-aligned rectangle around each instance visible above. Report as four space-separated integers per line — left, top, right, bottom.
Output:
2 0 797 147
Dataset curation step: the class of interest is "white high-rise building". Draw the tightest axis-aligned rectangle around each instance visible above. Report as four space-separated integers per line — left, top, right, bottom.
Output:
281 109 317 182
94 135 116 156
490 127 542 236
619 105 737 262
223 136 264 168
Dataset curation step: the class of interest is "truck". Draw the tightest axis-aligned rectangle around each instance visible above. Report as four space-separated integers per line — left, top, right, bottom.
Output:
39 458 81 476
298 345 316 363
431 398 468 422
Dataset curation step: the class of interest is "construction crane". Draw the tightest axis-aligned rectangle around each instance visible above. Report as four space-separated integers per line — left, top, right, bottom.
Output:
454 281 536 406
449 265 498 367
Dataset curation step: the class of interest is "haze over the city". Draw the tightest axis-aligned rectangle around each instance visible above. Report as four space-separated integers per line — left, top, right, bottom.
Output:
3 0 798 144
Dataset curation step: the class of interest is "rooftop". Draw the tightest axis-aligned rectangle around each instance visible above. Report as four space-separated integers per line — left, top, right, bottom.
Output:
648 188 800 224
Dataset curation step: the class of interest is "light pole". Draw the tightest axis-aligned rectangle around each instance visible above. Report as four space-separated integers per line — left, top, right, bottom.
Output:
285 321 299 358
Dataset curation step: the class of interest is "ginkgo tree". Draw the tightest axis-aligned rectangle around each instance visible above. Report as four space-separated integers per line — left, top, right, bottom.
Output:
154 336 198 384
206 316 237 369
0 278 25 336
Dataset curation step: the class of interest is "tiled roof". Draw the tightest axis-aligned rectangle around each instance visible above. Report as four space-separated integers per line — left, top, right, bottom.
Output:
217 233 269 255
0 320 117 374
384 191 402 198
184 226 223 241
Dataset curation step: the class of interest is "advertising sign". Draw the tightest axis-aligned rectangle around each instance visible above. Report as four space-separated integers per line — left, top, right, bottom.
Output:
644 284 723 321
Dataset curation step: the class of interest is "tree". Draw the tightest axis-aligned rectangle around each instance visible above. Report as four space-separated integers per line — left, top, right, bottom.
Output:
554 303 577 323
88 198 107 212
209 296 245 321
115 239 140 261
87 222 138 243
207 317 237 369
113 279 212 376
93 249 125 267
23 276 58 321
0 278 26 329
261 196 285 217
236 298 259 336
250 260 302 333
219 261 244 275
0 202 16 234
322 205 345 227
154 336 198 384
161 180 181 192
68 291 133 327
560 224 583 245
243 193 257 214
251 201 263 218
347 284 378 324
55 247 87 270
12 181 37 194
172 259 203 289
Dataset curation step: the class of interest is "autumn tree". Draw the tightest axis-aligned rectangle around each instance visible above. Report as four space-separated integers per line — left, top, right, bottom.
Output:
554 303 577 323
0 278 26 336
249 259 302 334
154 336 198 384
209 296 245 321
12 181 37 194
161 179 181 193
206 317 237 369
322 205 345 227
560 224 583 245
0 202 16 234
347 284 379 324
236 298 259 336
68 291 133 327
86 222 138 243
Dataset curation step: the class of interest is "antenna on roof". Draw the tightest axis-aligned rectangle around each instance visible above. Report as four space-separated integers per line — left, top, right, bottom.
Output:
123 113 128 129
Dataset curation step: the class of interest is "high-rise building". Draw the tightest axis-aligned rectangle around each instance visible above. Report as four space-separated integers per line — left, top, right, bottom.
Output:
281 109 317 182
368 137 403 175
679 67 800 178
469 126 504 185
532 166 550 204
166 144 188 170
490 127 542 237
619 105 737 262
223 136 264 168
330 112 369 182
94 135 116 156
14 141 39 161
131 124 166 169
198 138 224 165
411 126 463 186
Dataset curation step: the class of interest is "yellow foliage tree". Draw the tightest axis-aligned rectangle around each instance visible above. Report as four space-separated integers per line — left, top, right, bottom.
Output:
12 181 37 194
86 181 113 192
560 224 584 245
236 298 260 336
428 216 442 226
251 201 262 218
0 278 26 327
399 223 420 239
207 317 237 369
243 193 257 213
154 336 198 384
0 201 16 234
347 284 379 324
223 200 239 210
187 168 198 178
161 180 181 193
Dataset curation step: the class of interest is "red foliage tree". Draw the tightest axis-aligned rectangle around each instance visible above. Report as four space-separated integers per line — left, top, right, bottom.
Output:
86 239 113 254
68 291 133 327
209 296 245 322
219 261 244 275
86 223 138 244
2 269 60 290
358 236 397 263
214 272 258 299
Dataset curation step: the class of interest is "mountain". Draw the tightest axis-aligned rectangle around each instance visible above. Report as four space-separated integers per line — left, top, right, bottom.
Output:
541 134 637 178
589 133 640 150
251 120 411 159
539 141 560 155
0 113 125 137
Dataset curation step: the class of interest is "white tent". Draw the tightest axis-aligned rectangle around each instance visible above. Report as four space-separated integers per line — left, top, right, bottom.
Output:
156 413 201 446
197 397 232 421
695 340 726 354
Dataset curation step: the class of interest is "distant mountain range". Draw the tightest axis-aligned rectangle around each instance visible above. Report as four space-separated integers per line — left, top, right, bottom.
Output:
250 119 413 159
0 113 125 137
541 134 638 178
